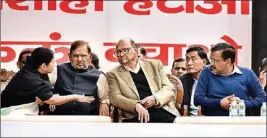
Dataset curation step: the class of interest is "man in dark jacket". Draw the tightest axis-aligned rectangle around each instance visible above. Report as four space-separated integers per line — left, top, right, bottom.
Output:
51 40 110 116
180 47 210 116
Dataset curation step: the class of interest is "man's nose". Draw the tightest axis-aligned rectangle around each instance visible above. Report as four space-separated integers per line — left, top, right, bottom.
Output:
119 52 126 57
117 53 126 58
187 60 193 65
187 62 193 67
77 56 82 61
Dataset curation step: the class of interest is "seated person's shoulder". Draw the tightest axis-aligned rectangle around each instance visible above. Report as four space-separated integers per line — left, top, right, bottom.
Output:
179 73 194 83
139 59 162 67
179 73 190 80
237 66 259 80
140 58 159 63
196 65 212 76
57 62 70 69
106 65 121 74
237 66 253 74
203 65 212 71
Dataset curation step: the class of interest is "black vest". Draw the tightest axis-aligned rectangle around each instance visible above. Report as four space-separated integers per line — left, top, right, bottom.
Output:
53 63 101 115
129 69 152 100
129 69 175 123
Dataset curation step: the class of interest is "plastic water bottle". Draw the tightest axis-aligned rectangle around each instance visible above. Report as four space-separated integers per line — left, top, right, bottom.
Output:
183 105 188 116
197 105 202 116
238 100 246 116
261 102 266 116
229 100 238 116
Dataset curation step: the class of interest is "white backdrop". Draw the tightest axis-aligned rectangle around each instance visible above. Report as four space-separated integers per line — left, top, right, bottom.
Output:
1 0 252 73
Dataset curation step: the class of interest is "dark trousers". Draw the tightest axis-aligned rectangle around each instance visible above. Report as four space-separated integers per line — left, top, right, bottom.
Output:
123 108 176 123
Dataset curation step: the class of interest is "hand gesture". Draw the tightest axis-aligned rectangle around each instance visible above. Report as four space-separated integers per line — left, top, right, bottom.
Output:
76 95 95 103
49 105 56 112
220 94 234 110
135 103 150 123
99 103 109 116
140 95 156 108
35 97 44 105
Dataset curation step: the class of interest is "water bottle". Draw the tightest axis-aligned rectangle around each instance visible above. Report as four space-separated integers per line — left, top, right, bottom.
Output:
261 102 266 116
197 105 202 116
238 100 246 116
183 105 188 116
229 100 238 116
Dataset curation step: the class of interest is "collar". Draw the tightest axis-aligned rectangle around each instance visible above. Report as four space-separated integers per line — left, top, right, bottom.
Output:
232 65 243 75
123 60 140 73
212 65 243 76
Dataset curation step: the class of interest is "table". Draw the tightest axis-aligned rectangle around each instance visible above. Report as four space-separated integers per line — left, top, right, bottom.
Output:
1 116 266 137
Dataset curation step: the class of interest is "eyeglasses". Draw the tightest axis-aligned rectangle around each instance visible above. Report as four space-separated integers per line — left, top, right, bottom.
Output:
114 47 134 57
210 58 223 64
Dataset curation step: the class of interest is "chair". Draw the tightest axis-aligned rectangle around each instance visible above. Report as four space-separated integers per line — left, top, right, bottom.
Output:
166 74 184 113
109 105 122 122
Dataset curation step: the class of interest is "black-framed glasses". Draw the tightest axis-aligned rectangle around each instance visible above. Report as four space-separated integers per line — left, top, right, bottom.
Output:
210 58 223 64
114 47 134 57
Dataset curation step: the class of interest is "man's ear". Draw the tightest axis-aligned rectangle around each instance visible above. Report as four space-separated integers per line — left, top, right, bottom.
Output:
171 69 175 74
16 62 21 69
88 53 92 63
68 53 71 61
134 47 138 53
40 63 47 70
226 58 232 65
203 59 207 65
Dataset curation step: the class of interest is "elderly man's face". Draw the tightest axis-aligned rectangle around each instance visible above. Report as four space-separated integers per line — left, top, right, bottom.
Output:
115 40 137 65
69 45 91 70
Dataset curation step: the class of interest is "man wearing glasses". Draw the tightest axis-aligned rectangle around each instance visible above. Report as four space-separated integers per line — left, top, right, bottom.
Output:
194 43 266 116
49 40 110 116
106 37 180 123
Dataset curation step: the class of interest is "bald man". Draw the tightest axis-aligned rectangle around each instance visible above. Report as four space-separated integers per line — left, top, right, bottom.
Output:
106 38 180 123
